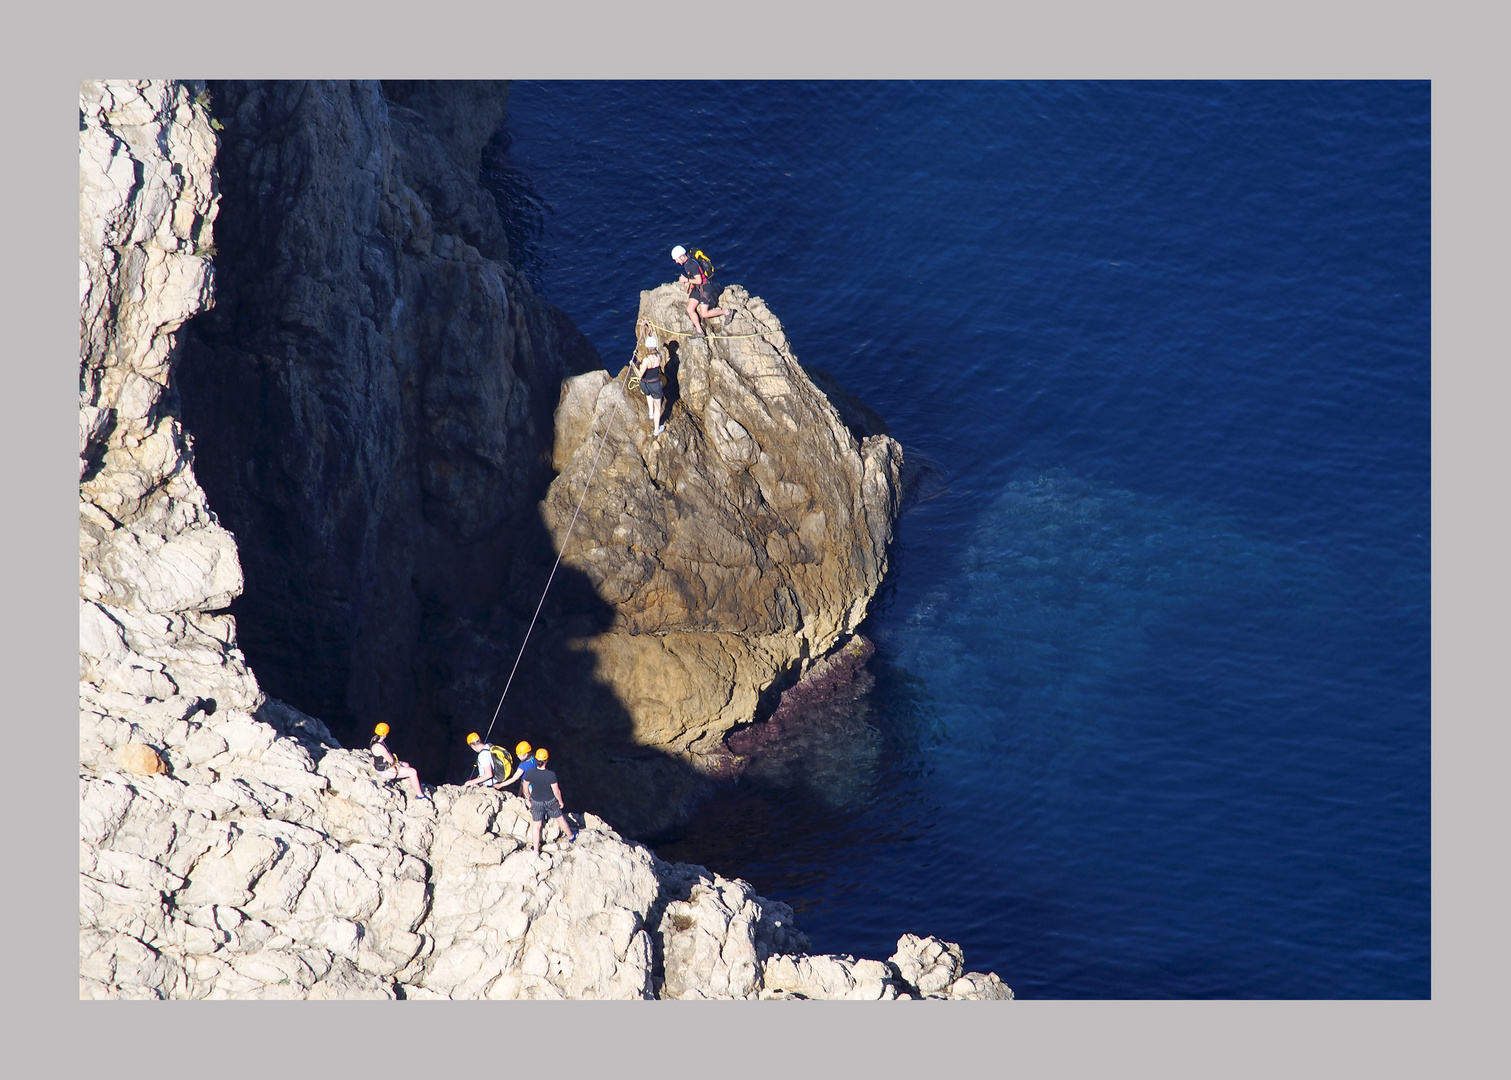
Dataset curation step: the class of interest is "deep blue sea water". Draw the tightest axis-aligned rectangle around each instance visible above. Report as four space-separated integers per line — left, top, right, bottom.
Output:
485 81 1430 998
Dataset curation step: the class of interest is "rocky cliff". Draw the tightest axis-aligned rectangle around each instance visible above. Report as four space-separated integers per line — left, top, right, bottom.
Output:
77 79 1011 1000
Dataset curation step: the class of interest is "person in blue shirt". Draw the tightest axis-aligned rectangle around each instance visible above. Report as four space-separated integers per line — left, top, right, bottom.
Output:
492 740 537 788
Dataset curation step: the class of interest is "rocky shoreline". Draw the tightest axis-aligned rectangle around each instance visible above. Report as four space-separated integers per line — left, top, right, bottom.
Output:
77 78 1012 999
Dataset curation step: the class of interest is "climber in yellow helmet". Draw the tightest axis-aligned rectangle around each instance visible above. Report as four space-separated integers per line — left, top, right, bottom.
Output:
463 732 530 790
370 722 429 803
521 747 576 853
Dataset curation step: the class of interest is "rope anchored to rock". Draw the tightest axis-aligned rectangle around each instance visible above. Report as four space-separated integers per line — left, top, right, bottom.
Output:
481 305 773 742
481 368 630 745
640 316 779 342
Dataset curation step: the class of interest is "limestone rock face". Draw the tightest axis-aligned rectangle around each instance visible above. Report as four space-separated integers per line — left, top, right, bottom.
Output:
534 284 904 829
79 80 241 621
888 932 1011 999
80 724 1011 999
78 77 266 782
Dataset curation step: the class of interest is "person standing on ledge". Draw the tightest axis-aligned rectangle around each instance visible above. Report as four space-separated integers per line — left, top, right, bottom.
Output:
490 739 539 789
631 330 669 437
370 723 429 802
522 747 577 853
671 245 736 337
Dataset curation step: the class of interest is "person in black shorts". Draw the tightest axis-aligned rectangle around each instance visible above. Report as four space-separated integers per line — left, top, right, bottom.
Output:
671 245 736 337
631 329 669 436
522 747 576 853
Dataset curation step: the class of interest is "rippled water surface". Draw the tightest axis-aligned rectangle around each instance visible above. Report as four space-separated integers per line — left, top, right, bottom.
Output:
487 81 1430 998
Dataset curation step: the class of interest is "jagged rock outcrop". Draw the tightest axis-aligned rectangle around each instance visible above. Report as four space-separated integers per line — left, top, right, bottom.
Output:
521 284 904 832
77 79 1009 1000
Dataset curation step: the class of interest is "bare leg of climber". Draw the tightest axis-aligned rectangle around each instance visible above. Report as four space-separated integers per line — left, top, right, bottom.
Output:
396 764 424 800
686 295 705 335
697 301 733 331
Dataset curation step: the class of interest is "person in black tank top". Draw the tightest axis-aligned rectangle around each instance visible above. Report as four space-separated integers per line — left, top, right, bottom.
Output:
522 747 576 853
631 327 670 437
369 723 429 803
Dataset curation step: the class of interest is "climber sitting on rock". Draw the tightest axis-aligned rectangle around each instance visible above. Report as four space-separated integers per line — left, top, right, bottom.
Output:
630 328 670 437
370 723 429 802
522 747 576 853
671 245 736 337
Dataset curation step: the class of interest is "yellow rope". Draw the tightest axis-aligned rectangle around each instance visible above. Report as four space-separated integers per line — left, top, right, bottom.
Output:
640 316 780 343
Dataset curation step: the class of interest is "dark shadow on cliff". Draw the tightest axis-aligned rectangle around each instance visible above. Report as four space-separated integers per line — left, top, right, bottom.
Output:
178 312 719 838
648 641 941 880
173 79 721 839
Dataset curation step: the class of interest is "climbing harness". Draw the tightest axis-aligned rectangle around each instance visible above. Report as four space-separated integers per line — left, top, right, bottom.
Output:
480 368 631 745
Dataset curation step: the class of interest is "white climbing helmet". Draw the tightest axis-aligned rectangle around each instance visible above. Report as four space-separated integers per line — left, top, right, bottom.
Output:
670 245 687 260
644 334 660 349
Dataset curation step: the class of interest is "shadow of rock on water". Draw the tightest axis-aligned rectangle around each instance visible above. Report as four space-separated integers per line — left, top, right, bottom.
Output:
647 633 930 871
725 636 885 811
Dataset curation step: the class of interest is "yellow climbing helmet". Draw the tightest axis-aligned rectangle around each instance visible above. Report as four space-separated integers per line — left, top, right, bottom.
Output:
466 732 481 745
515 741 533 758
374 722 390 737
534 747 549 763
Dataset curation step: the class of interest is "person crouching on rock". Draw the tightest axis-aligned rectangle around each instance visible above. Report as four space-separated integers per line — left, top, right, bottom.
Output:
371 723 429 802
522 747 576 853
631 331 669 437
463 732 506 789
671 245 735 338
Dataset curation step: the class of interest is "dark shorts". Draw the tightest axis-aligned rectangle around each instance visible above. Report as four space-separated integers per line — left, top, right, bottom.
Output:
530 798 564 822
691 279 719 307
640 373 665 400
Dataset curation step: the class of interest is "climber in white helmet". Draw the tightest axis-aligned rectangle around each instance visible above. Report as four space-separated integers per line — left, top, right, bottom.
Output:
630 323 670 437
670 245 736 338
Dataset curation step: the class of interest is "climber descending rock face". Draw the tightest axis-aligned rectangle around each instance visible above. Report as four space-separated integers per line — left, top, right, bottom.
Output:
534 283 905 832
